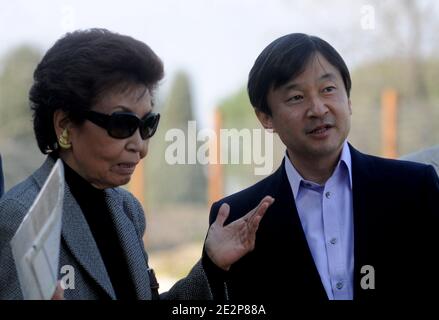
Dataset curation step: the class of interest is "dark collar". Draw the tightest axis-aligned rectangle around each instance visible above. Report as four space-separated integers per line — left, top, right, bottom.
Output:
62 160 105 201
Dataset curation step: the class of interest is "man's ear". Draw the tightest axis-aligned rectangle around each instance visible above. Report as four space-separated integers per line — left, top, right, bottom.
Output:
53 109 71 138
255 109 275 132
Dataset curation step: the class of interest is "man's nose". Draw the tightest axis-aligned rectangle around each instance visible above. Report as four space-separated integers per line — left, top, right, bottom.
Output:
307 95 329 117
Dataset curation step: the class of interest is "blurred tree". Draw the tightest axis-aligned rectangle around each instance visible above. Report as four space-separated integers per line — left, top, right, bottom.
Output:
219 87 284 194
0 45 44 190
372 0 438 98
146 71 207 206
0 45 41 139
350 58 439 157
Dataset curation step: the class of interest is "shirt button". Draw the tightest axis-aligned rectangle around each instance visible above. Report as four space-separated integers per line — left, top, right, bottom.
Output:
325 191 331 199
330 238 337 245
336 282 344 290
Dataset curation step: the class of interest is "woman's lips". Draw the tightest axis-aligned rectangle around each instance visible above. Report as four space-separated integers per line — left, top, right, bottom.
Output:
113 162 137 175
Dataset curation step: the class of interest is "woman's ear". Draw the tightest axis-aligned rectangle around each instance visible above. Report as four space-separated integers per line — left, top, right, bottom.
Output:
53 109 70 138
255 109 275 132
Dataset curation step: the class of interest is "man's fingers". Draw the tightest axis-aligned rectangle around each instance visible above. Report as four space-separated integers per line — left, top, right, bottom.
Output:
215 196 274 229
244 196 275 224
249 202 269 232
214 203 230 227
254 197 274 219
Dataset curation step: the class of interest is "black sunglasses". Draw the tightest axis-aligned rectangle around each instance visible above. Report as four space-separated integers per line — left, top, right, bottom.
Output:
85 110 160 140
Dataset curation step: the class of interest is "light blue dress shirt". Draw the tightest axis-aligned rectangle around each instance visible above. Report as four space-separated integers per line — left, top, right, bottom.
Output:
284 141 354 300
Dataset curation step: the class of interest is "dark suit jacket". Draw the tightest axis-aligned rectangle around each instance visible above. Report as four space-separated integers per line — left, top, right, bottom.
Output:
209 145 439 301
0 154 4 198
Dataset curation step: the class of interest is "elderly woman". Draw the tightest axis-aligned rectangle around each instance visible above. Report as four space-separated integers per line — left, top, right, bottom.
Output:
0 29 273 300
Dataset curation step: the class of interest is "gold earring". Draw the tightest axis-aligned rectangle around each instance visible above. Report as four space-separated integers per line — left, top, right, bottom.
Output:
58 129 72 149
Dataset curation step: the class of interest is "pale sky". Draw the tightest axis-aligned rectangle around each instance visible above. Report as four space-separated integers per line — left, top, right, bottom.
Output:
0 0 412 126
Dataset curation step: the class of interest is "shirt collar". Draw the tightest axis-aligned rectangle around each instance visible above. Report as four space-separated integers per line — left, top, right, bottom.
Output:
284 140 352 199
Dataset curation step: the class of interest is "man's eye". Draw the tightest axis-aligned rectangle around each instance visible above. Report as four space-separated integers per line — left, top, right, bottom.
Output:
323 86 336 93
287 95 303 102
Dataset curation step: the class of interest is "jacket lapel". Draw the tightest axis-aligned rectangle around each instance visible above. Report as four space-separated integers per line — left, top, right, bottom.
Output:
261 160 327 299
33 157 116 299
349 145 379 300
253 146 383 300
104 189 151 300
277 146 382 300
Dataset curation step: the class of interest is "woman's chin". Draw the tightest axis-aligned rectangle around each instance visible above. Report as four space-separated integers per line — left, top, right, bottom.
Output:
116 175 132 187
93 176 131 189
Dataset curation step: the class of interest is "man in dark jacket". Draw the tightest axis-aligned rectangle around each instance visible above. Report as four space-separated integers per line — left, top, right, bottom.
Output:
208 33 439 302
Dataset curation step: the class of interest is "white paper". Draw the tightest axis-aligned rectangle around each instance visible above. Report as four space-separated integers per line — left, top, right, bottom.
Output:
10 159 64 300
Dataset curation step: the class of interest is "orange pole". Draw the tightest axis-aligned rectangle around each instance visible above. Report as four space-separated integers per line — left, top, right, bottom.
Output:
381 89 398 159
130 161 145 206
208 109 223 207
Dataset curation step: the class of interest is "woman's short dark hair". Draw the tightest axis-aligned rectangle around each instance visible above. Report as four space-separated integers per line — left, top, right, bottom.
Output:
30 28 164 154
247 33 351 115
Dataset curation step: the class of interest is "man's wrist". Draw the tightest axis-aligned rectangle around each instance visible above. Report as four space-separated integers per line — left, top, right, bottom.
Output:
202 248 230 280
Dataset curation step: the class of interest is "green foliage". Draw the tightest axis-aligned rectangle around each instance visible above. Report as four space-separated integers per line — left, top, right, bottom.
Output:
220 87 257 129
146 71 207 206
218 88 285 193
0 45 41 139
350 58 439 106
0 46 44 190
349 57 439 156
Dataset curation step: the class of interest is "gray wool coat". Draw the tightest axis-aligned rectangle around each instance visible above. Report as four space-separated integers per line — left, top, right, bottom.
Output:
0 157 212 300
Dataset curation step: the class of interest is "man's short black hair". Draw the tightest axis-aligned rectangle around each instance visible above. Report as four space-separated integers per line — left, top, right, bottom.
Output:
247 33 351 115
30 28 164 154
